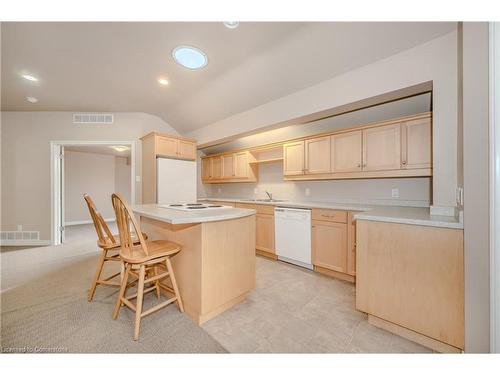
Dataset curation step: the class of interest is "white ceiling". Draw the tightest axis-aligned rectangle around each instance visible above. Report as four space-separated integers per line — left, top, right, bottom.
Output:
1 22 456 133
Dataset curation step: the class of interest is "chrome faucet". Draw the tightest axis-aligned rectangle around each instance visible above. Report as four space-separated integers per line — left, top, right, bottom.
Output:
265 190 273 200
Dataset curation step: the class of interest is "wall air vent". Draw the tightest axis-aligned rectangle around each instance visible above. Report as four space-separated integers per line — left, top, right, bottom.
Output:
73 113 114 124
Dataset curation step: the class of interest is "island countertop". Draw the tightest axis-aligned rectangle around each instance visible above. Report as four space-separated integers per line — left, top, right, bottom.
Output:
132 204 256 224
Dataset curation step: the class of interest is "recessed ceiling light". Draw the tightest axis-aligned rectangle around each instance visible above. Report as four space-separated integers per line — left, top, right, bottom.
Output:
21 74 39 82
158 78 169 86
172 46 208 70
26 96 38 103
110 145 129 152
223 21 239 29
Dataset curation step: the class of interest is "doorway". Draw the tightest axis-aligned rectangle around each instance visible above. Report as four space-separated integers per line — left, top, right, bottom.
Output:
51 141 136 245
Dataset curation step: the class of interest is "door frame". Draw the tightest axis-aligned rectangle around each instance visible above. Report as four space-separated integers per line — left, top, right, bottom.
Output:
490 21 500 353
50 140 136 245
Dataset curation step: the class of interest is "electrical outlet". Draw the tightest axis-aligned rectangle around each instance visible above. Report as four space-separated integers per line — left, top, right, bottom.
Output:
218 187 221 194
254 188 258 195
17 224 23 232
305 188 311 197
391 188 400 198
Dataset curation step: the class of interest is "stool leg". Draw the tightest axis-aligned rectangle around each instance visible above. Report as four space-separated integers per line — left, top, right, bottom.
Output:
134 265 146 341
88 249 106 302
153 265 161 299
113 262 130 319
165 258 184 313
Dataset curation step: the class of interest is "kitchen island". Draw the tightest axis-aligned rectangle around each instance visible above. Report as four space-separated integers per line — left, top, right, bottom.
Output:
131 204 256 325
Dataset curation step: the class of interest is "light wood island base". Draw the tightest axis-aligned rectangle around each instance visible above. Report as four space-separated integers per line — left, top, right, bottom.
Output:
139 214 256 325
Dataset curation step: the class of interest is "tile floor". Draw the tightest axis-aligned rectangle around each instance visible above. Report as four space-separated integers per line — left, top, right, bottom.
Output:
201 257 432 353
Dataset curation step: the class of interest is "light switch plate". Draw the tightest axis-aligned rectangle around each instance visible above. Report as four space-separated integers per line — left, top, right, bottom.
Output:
391 188 400 198
254 188 258 195
17 224 23 232
218 187 221 193
305 188 311 197
135 175 141 182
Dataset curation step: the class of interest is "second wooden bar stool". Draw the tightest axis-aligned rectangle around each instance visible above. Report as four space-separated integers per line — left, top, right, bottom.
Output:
111 193 184 341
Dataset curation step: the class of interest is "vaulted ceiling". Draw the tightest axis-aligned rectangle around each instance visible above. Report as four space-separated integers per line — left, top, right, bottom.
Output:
1 22 456 133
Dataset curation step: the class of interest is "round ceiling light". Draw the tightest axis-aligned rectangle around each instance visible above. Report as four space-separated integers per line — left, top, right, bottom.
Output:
172 46 208 70
223 21 239 29
158 78 169 86
26 96 38 103
22 74 39 82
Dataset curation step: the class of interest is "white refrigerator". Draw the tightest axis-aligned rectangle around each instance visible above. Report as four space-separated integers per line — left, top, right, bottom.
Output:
156 157 197 204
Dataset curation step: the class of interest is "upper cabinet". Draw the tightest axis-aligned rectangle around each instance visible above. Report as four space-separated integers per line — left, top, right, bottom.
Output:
141 132 197 203
201 112 432 184
143 132 197 161
202 151 257 183
362 123 401 172
402 117 432 169
283 141 305 176
305 136 331 174
331 131 362 173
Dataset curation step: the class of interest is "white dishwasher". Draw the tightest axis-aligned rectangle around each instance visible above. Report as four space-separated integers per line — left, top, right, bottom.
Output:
274 207 312 269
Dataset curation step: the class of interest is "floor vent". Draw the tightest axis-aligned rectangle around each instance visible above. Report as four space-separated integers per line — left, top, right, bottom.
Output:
73 113 114 124
1 231 40 241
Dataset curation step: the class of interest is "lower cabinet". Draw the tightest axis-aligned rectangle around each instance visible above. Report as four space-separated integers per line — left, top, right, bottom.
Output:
312 220 347 273
255 213 275 257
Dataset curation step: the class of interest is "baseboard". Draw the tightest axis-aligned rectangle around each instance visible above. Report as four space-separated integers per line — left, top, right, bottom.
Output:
65 218 115 226
0 239 52 247
314 265 356 283
368 314 463 353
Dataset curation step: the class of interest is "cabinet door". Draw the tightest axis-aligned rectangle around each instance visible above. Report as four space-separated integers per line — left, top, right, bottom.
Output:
362 124 401 171
312 220 347 273
202 158 212 181
211 157 222 180
347 212 357 276
178 139 196 160
234 152 249 178
331 131 362 173
283 141 305 176
221 154 235 178
305 136 331 174
256 213 275 254
402 118 431 169
156 136 178 157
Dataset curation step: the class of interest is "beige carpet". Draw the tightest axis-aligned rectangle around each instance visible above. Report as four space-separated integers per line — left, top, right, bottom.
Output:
1 253 227 353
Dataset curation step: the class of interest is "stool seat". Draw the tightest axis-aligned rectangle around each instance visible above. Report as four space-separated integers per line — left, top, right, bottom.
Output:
119 240 180 264
97 232 148 250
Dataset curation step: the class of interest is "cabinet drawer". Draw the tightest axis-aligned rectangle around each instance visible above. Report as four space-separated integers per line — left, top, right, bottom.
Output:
235 203 275 215
312 208 347 223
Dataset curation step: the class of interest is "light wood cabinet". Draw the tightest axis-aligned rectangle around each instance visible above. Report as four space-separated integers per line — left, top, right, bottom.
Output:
362 123 401 171
202 158 212 180
201 151 257 183
141 132 197 203
347 212 357 276
235 203 276 259
312 220 347 273
402 117 432 169
234 152 249 178
283 141 305 176
305 136 331 174
211 156 222 180
222 154 235 179
356 220 464 351
331 131 362 173
256 214 275 255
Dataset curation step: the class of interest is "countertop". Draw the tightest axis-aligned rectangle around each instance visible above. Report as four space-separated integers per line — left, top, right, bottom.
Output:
132 204 256 225
199 198 464 229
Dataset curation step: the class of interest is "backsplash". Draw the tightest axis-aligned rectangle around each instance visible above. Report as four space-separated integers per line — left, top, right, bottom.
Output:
200 162 431 207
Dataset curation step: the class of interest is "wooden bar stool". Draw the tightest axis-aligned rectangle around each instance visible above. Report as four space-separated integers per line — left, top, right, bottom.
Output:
111 193 184 341
84 194 147 302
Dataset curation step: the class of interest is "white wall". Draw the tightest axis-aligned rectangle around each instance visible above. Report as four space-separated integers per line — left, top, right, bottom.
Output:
463 22 491 353
0 111 177 241
64 151 116 223
187 30 459 212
